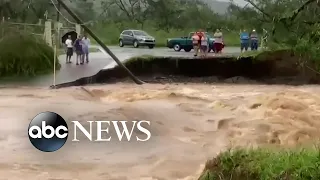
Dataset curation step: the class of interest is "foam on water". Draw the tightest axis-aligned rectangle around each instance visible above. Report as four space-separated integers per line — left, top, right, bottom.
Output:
1 84 320 179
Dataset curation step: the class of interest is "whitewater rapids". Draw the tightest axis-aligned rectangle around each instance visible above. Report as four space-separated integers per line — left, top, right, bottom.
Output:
0 83 320 179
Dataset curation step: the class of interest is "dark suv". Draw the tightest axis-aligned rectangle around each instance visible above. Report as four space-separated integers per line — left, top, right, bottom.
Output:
119 29 156 49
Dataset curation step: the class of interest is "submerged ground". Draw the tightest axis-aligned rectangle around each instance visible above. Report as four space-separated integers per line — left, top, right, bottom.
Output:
1 83 320 179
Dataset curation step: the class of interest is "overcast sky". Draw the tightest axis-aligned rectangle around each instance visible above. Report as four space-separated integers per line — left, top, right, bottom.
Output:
219 0 246 6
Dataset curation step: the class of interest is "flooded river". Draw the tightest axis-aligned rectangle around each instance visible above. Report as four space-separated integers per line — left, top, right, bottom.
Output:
1 83 320 179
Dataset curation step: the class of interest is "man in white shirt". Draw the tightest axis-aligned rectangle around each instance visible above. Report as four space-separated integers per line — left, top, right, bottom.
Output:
65 35 73 63
82 34 90 63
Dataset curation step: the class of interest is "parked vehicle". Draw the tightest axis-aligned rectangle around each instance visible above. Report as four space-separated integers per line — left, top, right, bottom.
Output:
119 29 156 49
166 32 215 52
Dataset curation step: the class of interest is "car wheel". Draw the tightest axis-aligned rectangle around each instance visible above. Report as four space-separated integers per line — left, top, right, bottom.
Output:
119 40 124 47
173 44 181 51
148 45 155 49
184 48 192 52
133 40 139 48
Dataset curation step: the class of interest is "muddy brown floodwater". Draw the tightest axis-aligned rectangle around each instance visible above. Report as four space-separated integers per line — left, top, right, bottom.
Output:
1 83 320 180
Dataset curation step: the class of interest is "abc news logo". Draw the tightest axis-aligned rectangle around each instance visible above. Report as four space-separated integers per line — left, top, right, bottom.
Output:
28 112 151 152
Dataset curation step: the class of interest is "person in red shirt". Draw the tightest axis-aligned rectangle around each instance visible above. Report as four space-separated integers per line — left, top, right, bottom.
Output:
193 29 205 56
192 32 200 56
196 30 204 44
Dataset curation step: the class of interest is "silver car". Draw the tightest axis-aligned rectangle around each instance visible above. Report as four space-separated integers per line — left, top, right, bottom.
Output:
119 29 156 49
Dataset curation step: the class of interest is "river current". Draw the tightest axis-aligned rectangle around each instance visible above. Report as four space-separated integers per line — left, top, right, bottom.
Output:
0 83 319 179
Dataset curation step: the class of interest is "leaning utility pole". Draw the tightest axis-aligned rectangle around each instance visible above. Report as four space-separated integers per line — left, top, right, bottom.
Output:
55 0 144 85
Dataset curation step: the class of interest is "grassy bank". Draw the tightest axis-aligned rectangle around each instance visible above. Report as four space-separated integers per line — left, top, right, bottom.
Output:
91 22 240 47
0 31 59 77
199 147 320 180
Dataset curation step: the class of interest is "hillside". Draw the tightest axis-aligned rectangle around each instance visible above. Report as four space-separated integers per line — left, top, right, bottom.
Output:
201 0 231 14
86 0 232 15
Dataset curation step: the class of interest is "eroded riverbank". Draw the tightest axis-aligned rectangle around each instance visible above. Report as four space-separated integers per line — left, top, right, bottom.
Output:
1 83 320 179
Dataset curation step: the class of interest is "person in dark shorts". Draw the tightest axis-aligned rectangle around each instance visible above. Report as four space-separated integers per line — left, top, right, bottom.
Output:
250 29 259 50
65 35 73 63
74 35 83 65
240 29 249 52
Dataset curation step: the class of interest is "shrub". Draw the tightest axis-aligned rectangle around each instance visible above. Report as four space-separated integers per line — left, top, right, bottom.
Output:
199 147 320 180
91 21 240 47
0 27 60 77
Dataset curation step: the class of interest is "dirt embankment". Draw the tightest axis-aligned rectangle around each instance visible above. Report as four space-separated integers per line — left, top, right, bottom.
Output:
55 50 320 88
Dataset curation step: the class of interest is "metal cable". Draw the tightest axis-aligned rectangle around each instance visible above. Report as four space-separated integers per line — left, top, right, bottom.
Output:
49 0 93 25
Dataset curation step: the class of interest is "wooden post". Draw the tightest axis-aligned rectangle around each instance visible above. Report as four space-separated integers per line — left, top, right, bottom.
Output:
1 17 4 37
75 24 81 36
45 20 52 46
53 33 57 87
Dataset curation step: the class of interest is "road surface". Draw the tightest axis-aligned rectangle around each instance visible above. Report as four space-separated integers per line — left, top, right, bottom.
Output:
1 46 241 86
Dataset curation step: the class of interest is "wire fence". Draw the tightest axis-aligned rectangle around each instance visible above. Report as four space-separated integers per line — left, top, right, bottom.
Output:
0 19 45 39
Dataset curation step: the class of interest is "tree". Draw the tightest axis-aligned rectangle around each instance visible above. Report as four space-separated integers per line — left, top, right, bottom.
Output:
101 0 149 28
71 0 96 22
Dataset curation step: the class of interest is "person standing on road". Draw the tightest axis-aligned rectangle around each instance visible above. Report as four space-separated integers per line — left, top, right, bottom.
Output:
240 29 250 52
250 29 258 51
74 35 83 65
200 32 209 57
192 32 200 56
82 34 90 63
213 29 224 55
192 29 205 57
65 35 73 63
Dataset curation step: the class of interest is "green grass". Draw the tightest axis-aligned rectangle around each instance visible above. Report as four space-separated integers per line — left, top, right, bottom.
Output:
0 29 60 77
91 22 240 47
199 147 320 180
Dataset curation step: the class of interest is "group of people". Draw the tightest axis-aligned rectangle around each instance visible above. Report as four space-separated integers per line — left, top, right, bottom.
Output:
65 34 91 65
191 29 222 57
240 29 259 52
191 29 226 57
191 28 259 57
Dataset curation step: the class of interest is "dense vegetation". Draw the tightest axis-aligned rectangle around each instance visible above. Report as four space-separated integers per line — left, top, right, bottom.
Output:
0 0 243 46
0 25 59 77
2 0 320 61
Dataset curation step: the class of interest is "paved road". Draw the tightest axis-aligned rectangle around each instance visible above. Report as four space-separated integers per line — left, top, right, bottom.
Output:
1 46 241 86
100 46 241 69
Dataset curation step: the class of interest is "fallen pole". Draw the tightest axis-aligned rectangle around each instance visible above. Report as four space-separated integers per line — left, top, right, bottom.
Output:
55 0 144 85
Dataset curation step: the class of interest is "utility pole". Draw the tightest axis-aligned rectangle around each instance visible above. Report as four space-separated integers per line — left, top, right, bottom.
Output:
55 0 144 85
53 0 61 87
